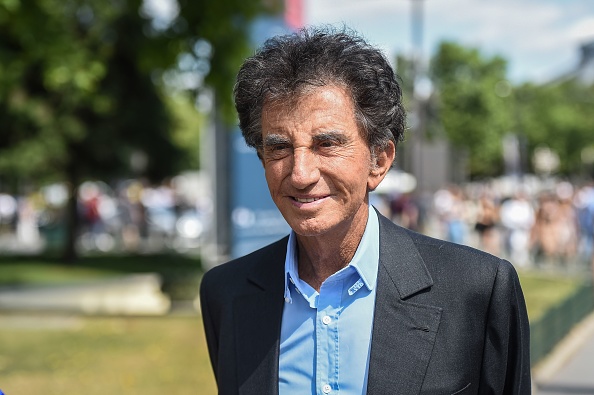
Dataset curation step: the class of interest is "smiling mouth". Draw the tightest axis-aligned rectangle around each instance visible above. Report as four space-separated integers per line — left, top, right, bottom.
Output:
293 196 323 203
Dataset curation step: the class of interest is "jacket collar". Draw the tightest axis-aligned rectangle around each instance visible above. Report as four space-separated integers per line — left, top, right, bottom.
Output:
376 212 434 298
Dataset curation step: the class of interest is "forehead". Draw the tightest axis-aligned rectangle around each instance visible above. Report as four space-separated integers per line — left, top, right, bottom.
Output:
264 79 352 106
261 84 358 130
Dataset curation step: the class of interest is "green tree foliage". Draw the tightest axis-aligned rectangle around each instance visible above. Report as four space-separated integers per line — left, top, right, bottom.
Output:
514 81 594 176
166 92 205 170
0 0 268 259
431 42 514 178
395 54 415 105
0 0 266 183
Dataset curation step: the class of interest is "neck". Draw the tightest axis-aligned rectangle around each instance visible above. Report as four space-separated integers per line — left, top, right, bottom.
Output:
296 207 369 292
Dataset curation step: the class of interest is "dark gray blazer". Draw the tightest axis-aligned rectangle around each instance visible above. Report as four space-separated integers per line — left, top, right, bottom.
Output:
200 213 531 395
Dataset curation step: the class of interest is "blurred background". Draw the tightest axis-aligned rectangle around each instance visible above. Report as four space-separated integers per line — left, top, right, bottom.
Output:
1 0 593 393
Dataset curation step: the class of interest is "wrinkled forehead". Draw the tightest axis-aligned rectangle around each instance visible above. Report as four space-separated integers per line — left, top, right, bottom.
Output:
262 83 359 123
263 78 352 106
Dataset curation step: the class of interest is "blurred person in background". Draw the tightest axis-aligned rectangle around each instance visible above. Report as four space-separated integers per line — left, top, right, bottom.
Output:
200 26 531 395
433 185 467 245
16 194 41 247
116 180 147 251
499 191 535 267
389 192 421 232
554 182 579 266
474 192 500 255
575 183 594 267
530 191 560 265
0 193 17 234
530 183 579 269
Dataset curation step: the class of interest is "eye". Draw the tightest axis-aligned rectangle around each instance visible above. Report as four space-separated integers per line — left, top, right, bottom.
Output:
313 132 347 151
264 144 291 159
263 143 288 152
316 137 344 151
269 143 291 153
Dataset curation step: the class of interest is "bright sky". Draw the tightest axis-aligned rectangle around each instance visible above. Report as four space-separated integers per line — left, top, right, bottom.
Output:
304 0 594 83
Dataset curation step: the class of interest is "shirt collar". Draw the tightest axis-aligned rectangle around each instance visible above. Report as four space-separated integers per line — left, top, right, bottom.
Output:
283 205 380 303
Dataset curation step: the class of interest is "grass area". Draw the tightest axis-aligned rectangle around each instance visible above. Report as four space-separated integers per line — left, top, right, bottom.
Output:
0 256 589 394
0 314 216 395
0 261 120 285
0 254 203 300
518 269 587 322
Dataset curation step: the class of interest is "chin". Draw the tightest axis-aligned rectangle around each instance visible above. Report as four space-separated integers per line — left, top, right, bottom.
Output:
290 218 342 239
286 218 327 236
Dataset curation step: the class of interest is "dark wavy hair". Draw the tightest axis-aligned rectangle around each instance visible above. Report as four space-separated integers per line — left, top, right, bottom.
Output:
233 26 406 154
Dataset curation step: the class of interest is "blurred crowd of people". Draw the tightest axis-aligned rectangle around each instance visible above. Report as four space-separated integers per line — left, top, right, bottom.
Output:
375 178 594 271
0 173 211 255
2 173 594 272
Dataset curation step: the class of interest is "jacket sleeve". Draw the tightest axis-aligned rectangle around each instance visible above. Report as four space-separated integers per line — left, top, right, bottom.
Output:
199 269 220 380
479 259 531 394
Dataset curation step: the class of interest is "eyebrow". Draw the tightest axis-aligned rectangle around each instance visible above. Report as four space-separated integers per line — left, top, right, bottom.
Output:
262 130 349 148
312 131 348 144
263 134 291 147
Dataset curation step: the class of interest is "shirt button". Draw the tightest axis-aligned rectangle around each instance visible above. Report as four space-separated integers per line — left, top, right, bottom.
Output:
322 315 331 325
322 384 331 393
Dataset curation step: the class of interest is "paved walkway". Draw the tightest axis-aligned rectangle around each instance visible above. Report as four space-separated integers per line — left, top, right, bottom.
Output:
533 311 594 395
0 274 172 315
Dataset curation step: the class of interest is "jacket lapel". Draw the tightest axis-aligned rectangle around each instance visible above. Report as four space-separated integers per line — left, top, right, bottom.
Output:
234 238 287 395
367 215 443 395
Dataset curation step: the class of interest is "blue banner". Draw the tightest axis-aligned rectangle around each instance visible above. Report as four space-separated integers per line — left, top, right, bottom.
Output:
230 130 291 258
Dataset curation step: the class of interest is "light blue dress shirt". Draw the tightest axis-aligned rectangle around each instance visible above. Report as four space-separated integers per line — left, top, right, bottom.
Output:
279 206 380 395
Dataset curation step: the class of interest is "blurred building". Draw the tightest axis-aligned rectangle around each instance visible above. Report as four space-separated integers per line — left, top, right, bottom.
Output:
557 41 594 85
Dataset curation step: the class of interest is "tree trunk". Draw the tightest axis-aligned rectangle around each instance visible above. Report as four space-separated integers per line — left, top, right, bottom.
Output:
63 161 80 263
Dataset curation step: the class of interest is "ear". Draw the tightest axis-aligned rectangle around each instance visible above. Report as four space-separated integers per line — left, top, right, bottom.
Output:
367 141 395 191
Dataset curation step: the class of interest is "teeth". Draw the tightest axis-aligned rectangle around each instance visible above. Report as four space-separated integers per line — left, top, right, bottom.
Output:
295 197 321 203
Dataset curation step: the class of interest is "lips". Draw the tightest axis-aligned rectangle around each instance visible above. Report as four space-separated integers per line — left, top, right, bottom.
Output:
294 196 322 203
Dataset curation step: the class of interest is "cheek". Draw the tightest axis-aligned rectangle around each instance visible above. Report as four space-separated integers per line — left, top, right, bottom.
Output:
263 169 276 191
264 163 285 191
327 161 371 187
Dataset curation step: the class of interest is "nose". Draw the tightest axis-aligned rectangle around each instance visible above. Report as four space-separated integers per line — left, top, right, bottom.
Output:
290 148 320 189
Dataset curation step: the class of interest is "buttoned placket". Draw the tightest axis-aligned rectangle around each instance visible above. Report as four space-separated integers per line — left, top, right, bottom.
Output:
313 270 368 395
315 278 339 395
280 207 379 395
282 247 375 395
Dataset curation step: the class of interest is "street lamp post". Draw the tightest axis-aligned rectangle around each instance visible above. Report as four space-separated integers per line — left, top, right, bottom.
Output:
410 0 427 193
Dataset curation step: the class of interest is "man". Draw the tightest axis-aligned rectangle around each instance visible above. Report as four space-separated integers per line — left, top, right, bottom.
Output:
200 27 531 395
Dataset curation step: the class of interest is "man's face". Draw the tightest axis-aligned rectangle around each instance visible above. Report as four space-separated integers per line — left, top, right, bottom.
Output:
260 85 392 239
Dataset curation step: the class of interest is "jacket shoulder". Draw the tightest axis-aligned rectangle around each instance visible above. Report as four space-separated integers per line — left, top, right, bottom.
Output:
378 213 513 289
200 236 288 296
403 222 504 268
